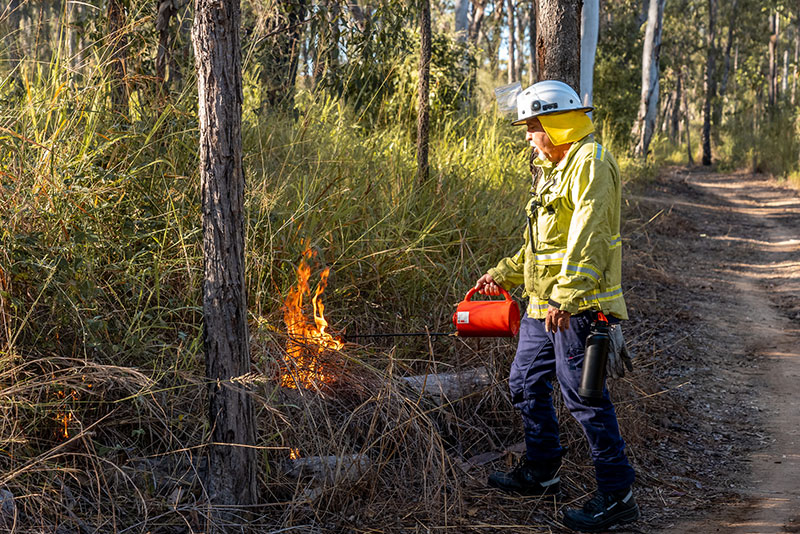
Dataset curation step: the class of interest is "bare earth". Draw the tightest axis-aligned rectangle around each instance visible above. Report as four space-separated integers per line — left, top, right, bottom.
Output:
638 169 800 533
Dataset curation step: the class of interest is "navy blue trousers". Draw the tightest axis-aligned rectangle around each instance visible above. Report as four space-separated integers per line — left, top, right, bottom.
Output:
509 311 635 492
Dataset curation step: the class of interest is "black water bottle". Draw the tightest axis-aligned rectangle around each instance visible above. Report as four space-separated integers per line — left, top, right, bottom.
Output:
578 318 610 399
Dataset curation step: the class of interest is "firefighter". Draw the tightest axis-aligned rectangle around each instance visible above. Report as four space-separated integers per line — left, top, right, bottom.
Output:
475 80 638 532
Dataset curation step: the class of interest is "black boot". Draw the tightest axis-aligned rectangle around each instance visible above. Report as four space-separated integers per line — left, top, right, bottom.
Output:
562 487 639 532
487 457 561 495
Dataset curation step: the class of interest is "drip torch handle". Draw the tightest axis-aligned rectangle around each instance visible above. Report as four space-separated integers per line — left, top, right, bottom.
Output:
464 286 513 302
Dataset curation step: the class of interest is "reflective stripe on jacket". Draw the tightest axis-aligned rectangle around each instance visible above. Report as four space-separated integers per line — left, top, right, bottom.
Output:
487 136 628 320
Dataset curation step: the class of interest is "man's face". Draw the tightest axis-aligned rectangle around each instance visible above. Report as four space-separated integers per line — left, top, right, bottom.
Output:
525 117 569 163
525 118 554 158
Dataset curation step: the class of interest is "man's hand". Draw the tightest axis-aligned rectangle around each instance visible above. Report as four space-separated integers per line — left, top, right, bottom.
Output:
545 306 571 333
474 273 502 296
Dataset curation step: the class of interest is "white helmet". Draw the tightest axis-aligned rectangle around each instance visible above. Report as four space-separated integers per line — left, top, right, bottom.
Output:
512 80 592 125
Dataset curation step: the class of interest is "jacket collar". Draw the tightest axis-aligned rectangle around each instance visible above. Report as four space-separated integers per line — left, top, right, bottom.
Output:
554 134 593 171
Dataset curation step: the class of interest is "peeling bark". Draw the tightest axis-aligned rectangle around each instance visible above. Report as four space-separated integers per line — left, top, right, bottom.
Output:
580 0 599 109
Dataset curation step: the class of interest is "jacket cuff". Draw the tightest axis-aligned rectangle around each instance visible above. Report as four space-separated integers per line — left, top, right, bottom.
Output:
549 296 580 314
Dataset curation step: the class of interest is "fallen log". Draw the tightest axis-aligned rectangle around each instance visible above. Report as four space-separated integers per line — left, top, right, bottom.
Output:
401 366 491 402
284 453 370 485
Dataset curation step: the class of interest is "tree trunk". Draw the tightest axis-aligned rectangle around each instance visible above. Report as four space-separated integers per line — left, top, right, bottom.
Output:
192 0 258 524
580 0 599 110
67 0 83 72
702 0 716 166
107 0 129 119
507 0 517 83
715 0 737 126
487 0 505 77
456 0 469 41
516 6 526 82
782 46 789 97
529 0 537 83
632 0 666 158
670 72 681 142
768 11 778 108
416 0 432 185
156 0 177 93
262 0 308 109
684 72 693 164
468 0 488 44
5 0 21 70
793 28 799 105
536 0 581 90
658 90 672 134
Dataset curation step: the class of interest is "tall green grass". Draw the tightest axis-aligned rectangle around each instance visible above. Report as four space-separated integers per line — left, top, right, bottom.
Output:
0 34 546 529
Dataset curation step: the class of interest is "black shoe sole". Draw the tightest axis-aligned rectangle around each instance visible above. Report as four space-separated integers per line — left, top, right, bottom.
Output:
562 504 640 532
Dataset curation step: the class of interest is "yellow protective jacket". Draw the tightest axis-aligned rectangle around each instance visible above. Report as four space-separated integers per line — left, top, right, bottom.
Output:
488 136 628 320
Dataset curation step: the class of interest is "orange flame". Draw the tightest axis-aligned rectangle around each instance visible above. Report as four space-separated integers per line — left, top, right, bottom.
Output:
55 389 78 439
289 447 300 460
281 246 343 388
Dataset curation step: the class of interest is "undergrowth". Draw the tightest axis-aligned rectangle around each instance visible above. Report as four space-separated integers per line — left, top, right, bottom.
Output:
0 26 682 534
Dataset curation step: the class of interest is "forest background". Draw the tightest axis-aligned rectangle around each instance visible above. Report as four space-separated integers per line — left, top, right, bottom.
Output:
0 0 798 532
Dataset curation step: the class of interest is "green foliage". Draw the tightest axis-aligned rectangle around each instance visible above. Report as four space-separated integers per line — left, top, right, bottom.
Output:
336 26 476 129
593 0 643 152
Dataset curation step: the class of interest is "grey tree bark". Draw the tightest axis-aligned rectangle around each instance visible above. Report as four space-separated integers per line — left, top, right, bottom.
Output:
536 0 581 90
417 0 432 185
192 0 258 525
683 73 693 164
456 0 469 41
793 28 799 105
507 0 517 82
715 0 738 125
702 0 716 166
156 0 178 94
782 46 789 96
5 0 21 70
516 5 526 82
580 0 599 110
632 0 666 158
468 0 488 44
107 0 129 119
670 72 681 142
768 11 778 107
486 0 505 76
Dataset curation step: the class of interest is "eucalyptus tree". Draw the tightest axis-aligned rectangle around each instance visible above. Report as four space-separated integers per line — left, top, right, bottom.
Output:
580 0 599 109
193 0 258 526
632 0 666 158
536 0 580 89
156 0 178 92
417 0 431 184
702 0 716 165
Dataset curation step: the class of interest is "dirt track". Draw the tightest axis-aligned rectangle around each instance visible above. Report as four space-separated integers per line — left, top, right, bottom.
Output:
639 169 800 533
